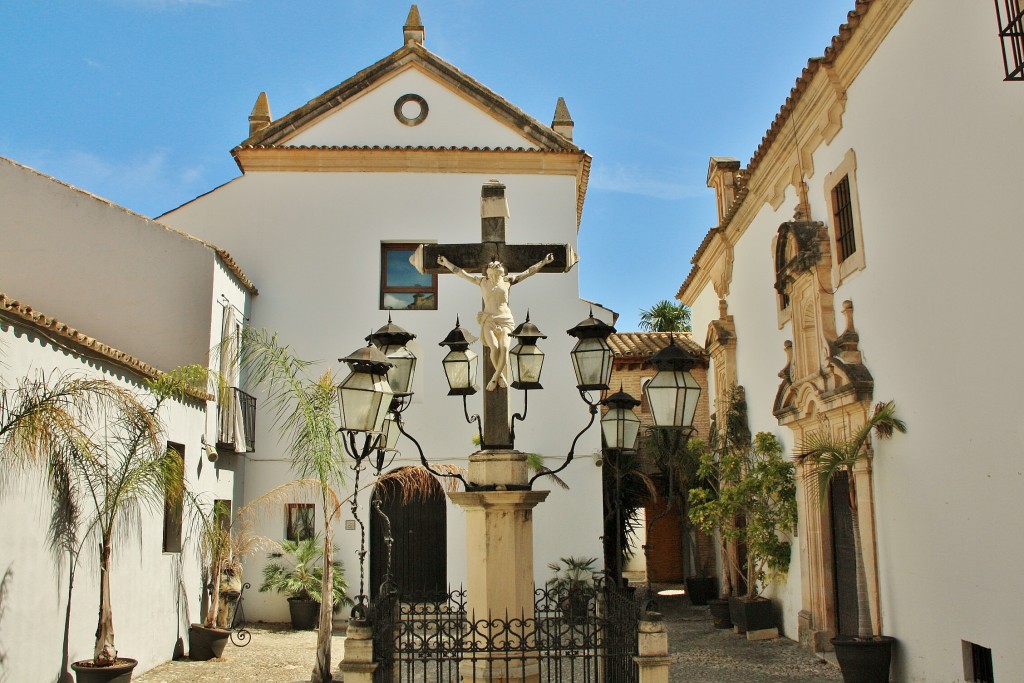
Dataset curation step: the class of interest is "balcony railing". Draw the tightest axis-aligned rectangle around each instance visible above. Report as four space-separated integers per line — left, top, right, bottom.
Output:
218 387 256 452
996 0 1024 80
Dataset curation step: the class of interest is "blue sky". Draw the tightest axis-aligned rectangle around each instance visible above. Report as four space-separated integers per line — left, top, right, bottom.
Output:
0 1 854 330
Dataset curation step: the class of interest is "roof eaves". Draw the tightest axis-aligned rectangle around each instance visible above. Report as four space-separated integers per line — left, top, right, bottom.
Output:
0 293 214 403
234 43 581 157
679 0 874 300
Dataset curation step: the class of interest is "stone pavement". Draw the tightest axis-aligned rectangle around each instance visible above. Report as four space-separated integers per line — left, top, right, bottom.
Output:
653 586 842 683
136 591 841 683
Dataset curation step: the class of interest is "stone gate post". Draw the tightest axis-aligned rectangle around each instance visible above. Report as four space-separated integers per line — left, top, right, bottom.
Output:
635 613 672 683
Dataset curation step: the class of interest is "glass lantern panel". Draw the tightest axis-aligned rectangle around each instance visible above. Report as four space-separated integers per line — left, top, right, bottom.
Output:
601 407 641 450
510 344 545 384
571 337 612 389
337 370 394 433
382 344 416 395
644 369 702 428
442 349 478 390
381 413 400 451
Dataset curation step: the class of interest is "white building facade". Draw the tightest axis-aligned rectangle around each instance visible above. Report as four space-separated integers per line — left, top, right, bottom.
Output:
0 161 252 678
679 1 1024 680
160 11 605 623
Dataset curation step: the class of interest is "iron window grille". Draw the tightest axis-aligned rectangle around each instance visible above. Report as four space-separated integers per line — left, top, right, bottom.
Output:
381 243 437 310
775 231 791 310
996 0 1024 80
831 175 857 263
286 503 316 542
162 442 185 553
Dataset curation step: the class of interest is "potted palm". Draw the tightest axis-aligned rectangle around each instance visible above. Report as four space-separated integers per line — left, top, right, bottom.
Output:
259 536 351 629
545 556 597 624
187 499 234 661
0 369 165 683
62 367 203 682
798 401 906 683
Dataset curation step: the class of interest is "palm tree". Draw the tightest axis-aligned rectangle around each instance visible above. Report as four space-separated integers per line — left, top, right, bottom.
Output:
638 300 691 332
67 367 201 666
1 366 181 675
239 328 347 683
797 401 906 640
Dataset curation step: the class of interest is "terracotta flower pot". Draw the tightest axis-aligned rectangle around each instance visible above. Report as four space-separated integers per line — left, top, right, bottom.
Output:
288 597 321 630
188 623 231 660
831 635 895 683
70 658 138 683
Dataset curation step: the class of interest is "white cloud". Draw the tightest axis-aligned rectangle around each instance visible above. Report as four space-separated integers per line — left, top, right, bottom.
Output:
588 162 702 201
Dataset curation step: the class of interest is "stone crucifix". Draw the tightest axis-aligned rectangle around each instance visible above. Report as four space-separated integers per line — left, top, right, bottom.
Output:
410 179 577 449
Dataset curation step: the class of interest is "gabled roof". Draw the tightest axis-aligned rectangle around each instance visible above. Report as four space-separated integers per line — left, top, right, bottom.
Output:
235 43 582 156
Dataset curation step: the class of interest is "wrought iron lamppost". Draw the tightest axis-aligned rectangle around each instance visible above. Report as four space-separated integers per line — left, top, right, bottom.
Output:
639 335 703 596
599 387 642 586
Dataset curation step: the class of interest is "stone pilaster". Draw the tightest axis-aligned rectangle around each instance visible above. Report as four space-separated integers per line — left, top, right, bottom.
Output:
635 614 672 683
338 619 377 683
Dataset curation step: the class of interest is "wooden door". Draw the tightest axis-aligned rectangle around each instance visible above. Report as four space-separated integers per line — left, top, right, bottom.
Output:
830 471 858 636
370 471 447 600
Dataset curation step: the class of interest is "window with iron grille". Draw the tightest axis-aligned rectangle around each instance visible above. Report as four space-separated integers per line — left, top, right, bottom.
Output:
965 641 995 682
831 176 857 263
995 0 1024 81
775 231 791 310
286 503 316 542
162 443 185 553
381 243 437 310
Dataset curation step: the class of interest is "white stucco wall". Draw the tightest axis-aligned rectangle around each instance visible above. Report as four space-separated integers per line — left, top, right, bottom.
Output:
0 315 232 681
0 157 221 373
687 1 1024 679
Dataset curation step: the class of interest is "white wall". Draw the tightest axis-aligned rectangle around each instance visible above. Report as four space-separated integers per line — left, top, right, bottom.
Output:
688 1 1024 678
165 167 604 620
287 67 540 149
0 315 231 681
0 157 219 373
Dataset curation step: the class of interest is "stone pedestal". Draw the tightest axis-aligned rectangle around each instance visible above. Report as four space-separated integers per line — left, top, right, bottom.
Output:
449 449 548 682
635 615 672 683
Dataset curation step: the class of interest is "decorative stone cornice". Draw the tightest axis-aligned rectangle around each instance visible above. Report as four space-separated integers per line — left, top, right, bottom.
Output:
678 0 912 305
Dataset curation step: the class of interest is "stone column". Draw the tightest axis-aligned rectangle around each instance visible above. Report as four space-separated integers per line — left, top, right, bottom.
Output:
449 450 548 682
338 619 377 683
634 613 672 683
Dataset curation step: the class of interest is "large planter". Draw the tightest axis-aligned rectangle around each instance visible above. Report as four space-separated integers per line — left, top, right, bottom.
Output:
728 596 774 634
684 576 717 606
707 598 732 629
831 635 895 683
71 658 138 683
288 597 321 630
188 623 230 660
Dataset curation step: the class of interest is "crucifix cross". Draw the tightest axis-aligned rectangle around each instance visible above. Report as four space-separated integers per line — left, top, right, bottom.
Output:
410 179 577 449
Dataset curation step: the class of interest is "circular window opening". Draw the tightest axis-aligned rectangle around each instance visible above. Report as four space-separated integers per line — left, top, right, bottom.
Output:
394 94 428 126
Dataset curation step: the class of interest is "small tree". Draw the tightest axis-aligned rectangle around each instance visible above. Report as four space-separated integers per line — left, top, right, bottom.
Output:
638 300 691 333
798 401 906 639
688 388 797 599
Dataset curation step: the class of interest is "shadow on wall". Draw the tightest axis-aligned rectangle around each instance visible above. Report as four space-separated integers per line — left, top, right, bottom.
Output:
0 565 11 683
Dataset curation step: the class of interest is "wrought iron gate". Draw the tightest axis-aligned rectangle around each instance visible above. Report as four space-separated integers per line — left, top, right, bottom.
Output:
371 579 640 683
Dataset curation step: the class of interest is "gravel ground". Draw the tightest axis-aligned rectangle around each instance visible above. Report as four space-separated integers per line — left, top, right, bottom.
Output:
136 591 841 683
656 592 842 683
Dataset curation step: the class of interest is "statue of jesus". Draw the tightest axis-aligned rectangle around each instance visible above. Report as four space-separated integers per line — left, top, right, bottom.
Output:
437 253 554 391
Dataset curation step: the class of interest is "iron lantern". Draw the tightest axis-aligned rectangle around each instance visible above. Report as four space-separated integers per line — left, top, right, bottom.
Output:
439 318 479 396
566 312 616 392
643 336 701 429
379 411 400 452
337 343 394 434
601 387 642 451
367 315 417 396
510 313 546 390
